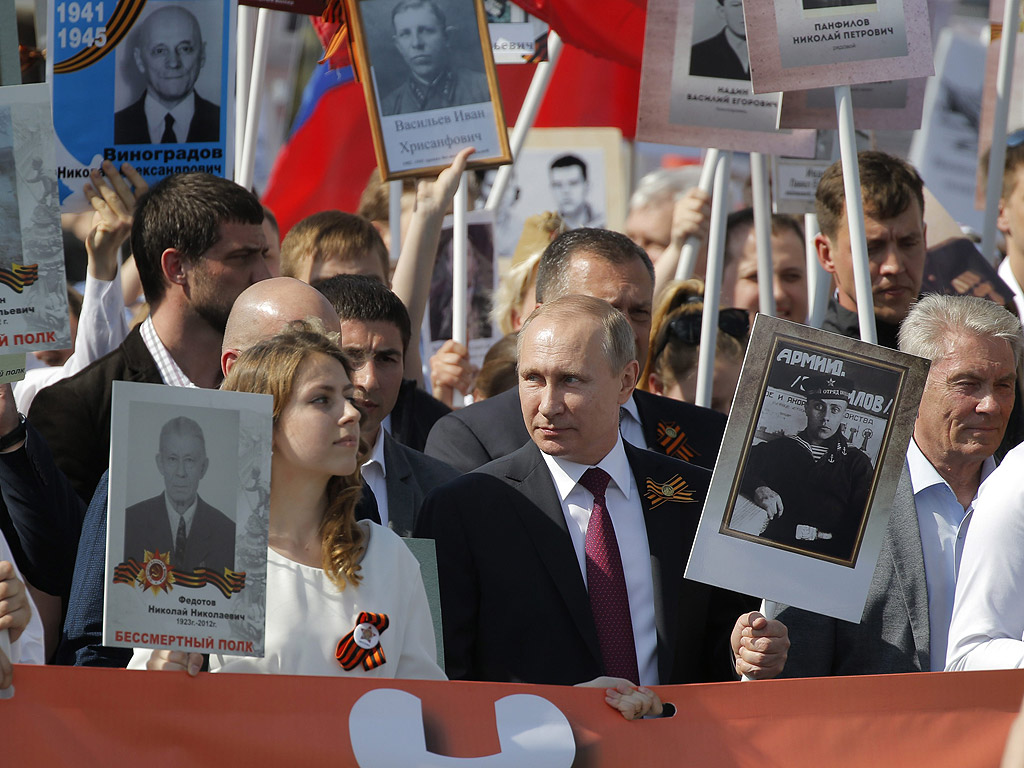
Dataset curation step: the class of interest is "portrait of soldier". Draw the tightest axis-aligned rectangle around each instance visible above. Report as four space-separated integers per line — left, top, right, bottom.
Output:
689 0 751 81
123 416 235 574
739 374 873 560
114 4 220 145
380 0 490 116
548 154 604 230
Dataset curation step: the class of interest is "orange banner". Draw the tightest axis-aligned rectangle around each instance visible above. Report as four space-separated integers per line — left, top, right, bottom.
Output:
4 665 1024 766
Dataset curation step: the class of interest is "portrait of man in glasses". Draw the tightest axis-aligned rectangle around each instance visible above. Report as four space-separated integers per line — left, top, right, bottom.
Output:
689 0 750 81
736 373 873 562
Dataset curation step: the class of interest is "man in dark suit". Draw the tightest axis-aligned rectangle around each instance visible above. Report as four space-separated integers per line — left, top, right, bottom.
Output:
425 228 727 473
766 294 1021 676
29 173 272 504
417 295 789 686
689 0 750 81
123 416 234 575
114 5 220 144
317 275 458 536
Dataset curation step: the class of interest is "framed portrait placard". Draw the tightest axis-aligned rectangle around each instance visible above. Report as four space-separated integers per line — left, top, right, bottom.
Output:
346 0 512 180
685 316 928 622
778 78 926 129
47 0 236 212
742 0 933 94
103 382 273 657
637 0 817 156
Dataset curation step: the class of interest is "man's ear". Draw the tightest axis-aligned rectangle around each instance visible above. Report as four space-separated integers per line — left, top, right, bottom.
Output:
815 233 837 275
161 248 189 288
647 372 665 396
133 47 145 75
221 349 238 377
619 360 640 402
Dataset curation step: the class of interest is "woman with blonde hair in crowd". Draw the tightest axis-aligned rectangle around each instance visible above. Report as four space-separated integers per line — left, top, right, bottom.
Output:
640 279 749 415
489 212 567 335
133 323 444 679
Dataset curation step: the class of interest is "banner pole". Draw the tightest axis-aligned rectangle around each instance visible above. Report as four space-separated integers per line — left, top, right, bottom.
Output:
238 8 272 192
834 84 876 344
452 174 468 347
750 152 775 316
805 213 829 328
676 147 721 281
695 151 732 409
234 5 256 177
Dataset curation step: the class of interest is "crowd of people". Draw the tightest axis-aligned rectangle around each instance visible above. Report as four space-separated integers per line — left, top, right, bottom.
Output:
4 140 1024 733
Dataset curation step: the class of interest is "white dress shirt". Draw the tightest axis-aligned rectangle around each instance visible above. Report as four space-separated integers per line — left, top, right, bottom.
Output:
998 257 1024 324
164 493 199 541
361 430 389 528
618 395 647 450
947 441 1024 670
540 435 659 685
140 316 197 388
144 91 196 144
906 438 993 671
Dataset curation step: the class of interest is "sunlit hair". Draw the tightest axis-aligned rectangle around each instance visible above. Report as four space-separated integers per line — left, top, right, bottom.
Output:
490 251 541 335
814 151 924 240
640 279 747 391
221 320 367 590
280 211 389 283
518 294 636 373
899 293 1023 369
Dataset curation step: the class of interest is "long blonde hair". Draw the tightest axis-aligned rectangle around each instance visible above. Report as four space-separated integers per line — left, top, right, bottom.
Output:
221 322 367 590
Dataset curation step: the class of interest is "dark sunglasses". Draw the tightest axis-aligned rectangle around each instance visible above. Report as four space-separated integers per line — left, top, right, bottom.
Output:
653 307 750 362
1008 129 1024 148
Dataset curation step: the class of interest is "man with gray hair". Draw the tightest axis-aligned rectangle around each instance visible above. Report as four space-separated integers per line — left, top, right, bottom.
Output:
123 416 234 576
624 167 710 265
767 293 1021 676
417 294 788 686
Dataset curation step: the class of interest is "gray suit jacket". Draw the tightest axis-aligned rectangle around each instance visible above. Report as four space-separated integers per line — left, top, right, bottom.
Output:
766 464 930 676
383 432 459 538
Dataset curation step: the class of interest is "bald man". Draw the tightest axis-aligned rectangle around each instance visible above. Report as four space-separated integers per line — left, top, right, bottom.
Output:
114 5 220 145
0 277 346 667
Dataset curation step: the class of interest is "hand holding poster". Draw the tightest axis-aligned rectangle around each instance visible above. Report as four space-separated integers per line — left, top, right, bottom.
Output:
104 382 272 658
48 0 235 211
685 316 928 621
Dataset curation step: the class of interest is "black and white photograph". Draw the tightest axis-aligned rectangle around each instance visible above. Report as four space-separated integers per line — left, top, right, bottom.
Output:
802 0 876 10
348 0 511 178
689 0 751 81
114 0 223 145
685 316 928 622
105 381 273 657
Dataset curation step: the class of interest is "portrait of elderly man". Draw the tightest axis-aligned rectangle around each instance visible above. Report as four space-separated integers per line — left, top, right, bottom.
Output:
689 0 750 81
114 4 220 145
380 0 490 116
123 416 235 575
739 374 873 560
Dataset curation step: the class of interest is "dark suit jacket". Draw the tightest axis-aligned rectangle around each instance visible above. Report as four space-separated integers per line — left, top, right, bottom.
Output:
123 493 235 575
424 386 726 474
383 432 459 537
113 91 220 144
765 465 931 675
415 441 754 685
29 325 162 503
389 379 452 453
689 30 750 80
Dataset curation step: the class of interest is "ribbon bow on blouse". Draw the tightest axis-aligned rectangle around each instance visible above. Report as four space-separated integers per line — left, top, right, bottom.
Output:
336 612 390 671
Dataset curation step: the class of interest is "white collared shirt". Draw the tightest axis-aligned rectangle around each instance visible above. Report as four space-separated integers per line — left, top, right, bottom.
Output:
164 492 199 541
361 430 389 528
144 91 196 144
907 437 994 671
998 257 1024 325
140 316 197 388
618 395 647 450
540 435 659 685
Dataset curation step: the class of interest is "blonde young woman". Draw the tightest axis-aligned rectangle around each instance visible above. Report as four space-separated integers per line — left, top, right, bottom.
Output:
134 325 443 679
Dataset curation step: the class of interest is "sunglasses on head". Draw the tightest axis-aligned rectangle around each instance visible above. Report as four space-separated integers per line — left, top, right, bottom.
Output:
653 307 750 362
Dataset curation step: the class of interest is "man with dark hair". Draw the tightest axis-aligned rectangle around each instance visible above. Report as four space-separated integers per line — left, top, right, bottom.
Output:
315 275 457 535
689 0 750 81
114 5 219 144
994 135 1024 319
425 228 727 473
381 0 489 116
548 154 603 229
814 150 927 348
721 208 808 323
29 172 271 502
416 294 786 685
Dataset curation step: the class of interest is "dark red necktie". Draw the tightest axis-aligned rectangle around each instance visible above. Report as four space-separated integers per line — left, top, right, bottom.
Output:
579 467 640 684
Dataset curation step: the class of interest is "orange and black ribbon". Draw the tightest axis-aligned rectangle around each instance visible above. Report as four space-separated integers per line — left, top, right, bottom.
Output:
114 558 246 599
54 0 148 74
656 421 699 462
644 475 696 509
0 263 39 294
336 612 390 671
